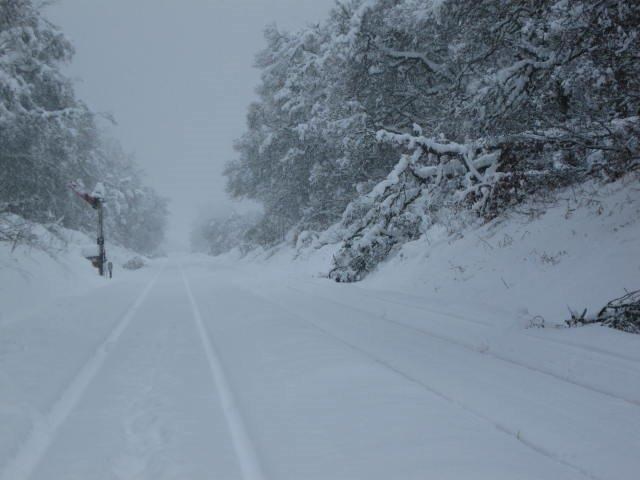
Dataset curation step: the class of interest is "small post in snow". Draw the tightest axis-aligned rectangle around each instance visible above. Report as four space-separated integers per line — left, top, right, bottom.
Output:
96 197 105 276
69 181 108 276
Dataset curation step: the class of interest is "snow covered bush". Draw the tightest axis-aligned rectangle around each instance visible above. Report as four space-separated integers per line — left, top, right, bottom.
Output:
122 256 145 271
328 151 425 281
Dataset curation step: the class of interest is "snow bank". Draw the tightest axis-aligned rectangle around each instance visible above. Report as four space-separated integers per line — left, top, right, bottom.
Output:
0 219 150 325
217 174 639 329
362 175 640 326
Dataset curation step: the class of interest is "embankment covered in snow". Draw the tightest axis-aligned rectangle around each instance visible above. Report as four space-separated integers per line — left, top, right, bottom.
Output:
218 174 640 330
0 218 152 325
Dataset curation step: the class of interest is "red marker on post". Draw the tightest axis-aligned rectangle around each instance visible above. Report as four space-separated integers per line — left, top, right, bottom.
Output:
68 181 101 209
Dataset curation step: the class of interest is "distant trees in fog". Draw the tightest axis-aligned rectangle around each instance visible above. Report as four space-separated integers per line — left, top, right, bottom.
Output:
191 210 263 256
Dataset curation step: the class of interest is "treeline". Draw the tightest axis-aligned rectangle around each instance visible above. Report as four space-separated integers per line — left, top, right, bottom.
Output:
0 0 167 254
191 210 263 256
218 0 638 279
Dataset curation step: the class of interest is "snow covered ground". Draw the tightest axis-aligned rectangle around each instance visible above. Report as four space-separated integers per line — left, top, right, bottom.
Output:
0 224 141 327
1 178 639 479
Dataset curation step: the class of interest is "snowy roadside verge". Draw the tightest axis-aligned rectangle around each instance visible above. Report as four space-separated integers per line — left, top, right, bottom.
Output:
0 221 163 477
0 218 154 326
213 174 640 332
363 174 640 328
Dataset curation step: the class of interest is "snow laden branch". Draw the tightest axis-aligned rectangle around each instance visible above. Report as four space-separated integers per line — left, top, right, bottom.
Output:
328 130 504 282
375 129 503 212
376 130 500 180
380 47 451 79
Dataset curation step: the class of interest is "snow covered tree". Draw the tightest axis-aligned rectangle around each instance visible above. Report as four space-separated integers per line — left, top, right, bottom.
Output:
191 210 262 256
225 0 639 278
0 0 168 254
1 0 81 220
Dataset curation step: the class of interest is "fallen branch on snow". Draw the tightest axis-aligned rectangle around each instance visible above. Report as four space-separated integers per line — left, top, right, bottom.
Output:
566 290 640 334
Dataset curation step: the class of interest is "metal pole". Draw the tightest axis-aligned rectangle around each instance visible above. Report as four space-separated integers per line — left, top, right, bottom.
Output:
97 200 105 277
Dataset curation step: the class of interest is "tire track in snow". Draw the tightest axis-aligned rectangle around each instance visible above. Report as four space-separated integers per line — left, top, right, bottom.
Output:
287 285 640 407
240 285 603 480
181 268 266 480
0 266 164 480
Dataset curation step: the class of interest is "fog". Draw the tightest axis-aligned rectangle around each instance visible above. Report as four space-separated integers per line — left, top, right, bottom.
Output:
47 0 335 251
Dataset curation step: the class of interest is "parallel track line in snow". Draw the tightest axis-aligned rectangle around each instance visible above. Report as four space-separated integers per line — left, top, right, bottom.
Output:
295 281 640 365
247 290 602 480
181 269 266 480
0 267 163 480
287 285 640 407
294 279 496 327
521 332 640 364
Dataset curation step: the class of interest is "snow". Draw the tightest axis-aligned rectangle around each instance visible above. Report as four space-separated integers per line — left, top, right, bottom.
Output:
91 182 106 199
0 224 142 326
1 178 639 479
363 176 640 325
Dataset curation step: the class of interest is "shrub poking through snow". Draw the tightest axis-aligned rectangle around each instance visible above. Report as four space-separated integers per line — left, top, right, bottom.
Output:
566 290 640 334
123 256 146 270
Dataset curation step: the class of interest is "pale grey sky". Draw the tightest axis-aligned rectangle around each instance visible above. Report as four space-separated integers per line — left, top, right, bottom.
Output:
47 0 335 250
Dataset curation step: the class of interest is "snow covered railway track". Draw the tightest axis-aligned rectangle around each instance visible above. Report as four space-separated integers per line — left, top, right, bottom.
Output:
521 331 640 365
0 269 163 480
233 281 640 480
181 268 267 480
292 278 496 327
240 288 605 480
293 280 640 365
286 285 640 407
